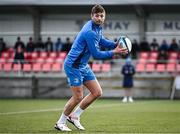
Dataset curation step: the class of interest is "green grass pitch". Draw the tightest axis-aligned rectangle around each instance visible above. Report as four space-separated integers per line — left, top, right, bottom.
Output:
0 99 180 134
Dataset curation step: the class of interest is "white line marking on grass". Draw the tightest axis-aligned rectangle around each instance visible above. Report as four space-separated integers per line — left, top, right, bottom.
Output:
0 103 120 116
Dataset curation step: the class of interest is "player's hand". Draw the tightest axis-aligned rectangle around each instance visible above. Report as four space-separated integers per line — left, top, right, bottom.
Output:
113 45 128 55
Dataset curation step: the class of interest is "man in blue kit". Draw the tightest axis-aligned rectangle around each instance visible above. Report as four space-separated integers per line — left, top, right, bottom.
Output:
55 4 128 131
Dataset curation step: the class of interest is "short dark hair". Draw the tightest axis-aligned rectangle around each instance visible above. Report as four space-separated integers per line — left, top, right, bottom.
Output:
91 4 105 15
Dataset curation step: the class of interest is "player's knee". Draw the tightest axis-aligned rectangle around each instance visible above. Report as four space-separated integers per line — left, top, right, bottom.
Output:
93 90 102 98
74 96 83 103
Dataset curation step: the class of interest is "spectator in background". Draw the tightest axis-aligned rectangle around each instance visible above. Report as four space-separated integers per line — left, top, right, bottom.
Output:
13 45 25 69
140 37 150 52
14 37 25 52
45 37 53 52
169 38 179 52
0 38 6 54
54 37 63 52
35 37 45 52
157 50 168 64
131 39 140 59
26 37 35 52
62 37 72 52
150 38 159 51
121 57 136 103
159 39 169 52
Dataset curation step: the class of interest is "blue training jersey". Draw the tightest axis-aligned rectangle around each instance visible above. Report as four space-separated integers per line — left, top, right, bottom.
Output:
64 20 116 68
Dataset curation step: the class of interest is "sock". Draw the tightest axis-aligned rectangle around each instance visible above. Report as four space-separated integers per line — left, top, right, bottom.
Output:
57 113 67 124
72 106 84 117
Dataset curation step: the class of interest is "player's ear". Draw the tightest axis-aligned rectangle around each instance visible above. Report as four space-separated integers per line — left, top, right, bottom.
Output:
91 13 93 19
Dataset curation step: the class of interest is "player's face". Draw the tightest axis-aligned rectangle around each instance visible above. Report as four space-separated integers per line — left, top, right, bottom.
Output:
91 12 105 25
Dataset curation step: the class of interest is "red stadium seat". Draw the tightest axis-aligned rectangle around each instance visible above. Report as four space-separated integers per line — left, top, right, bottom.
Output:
1 52 10 59
149 51 158 59
166 63 176 73
52 62 62 72
168 52 178 64
36 58 45 63
31 52 39 59
138 58 147 64
59 52 67 59
39 52 48 59
23 64 32 72
55 57 64 63
7 47 14 55
32 63 42 72
92 63 101 72
42 63 52 72
46 57 54 63
169 52 178 59
156 64 166 73
146 63 155 73
101 63 111 72
136 63 145 73
148 52 158 64
148 57 157 64
8 50 15 58
0 58 6 63
3 63 12 72
12 64 21 72
139 52 149 59
49 52 57 59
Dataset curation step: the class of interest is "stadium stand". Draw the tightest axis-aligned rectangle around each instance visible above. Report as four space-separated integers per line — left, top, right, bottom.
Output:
135 51 180 74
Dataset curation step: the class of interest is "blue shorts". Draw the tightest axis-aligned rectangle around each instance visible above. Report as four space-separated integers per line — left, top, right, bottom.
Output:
64 64 96 86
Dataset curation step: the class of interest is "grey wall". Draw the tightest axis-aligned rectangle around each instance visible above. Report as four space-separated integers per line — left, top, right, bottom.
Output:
0 75 178 99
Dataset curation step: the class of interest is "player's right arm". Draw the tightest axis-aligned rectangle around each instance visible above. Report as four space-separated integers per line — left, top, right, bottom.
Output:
85 31 128 59
85 31 113 60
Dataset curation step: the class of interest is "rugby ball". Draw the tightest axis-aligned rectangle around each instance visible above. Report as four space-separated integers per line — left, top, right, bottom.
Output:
118 36 132 53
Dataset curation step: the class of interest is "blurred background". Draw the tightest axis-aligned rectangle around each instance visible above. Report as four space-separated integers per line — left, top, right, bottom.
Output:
0 0 180 99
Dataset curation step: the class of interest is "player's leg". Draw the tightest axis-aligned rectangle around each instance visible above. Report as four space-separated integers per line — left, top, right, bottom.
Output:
64 86 84 116
67 66 101 130
67 79 102 130
55 64 84 131
55 86 83 131
80 79 102 109
70 67 101 115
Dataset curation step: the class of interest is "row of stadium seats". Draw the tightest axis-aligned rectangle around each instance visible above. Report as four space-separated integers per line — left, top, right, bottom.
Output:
138 51 179 63
91 63 111 73
136 51 180 73
0 62 63 72
0 51 67 63
0 48 112 73
0 62 112 73
136 63 180 73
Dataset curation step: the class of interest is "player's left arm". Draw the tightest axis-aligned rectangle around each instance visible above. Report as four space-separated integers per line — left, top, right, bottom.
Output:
99 35 117 49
